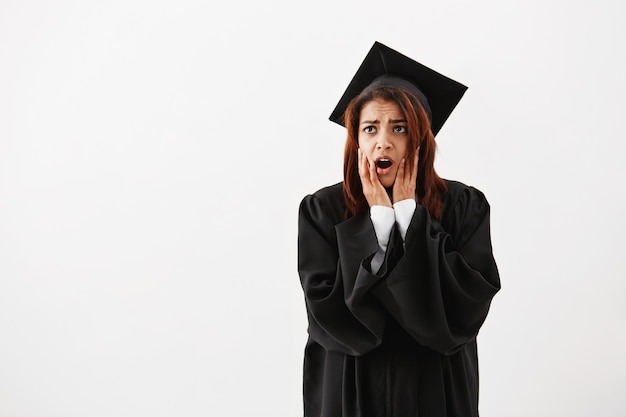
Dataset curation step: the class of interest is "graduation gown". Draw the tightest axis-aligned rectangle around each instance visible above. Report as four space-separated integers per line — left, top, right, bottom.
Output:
297 180 500 417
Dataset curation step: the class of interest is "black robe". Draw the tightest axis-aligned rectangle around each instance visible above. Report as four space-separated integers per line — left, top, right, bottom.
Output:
297 180 500 417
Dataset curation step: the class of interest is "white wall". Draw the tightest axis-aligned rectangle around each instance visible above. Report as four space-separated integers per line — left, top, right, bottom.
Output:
1 1 624 416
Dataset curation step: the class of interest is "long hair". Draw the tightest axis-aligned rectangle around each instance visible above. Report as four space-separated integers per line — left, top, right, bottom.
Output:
342 85 447 220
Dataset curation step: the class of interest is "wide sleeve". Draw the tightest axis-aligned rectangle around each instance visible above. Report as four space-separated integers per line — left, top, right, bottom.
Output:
298 194 389 356
371 186 501 355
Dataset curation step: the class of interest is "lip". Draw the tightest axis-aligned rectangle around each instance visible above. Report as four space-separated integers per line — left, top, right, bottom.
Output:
375 156 394 169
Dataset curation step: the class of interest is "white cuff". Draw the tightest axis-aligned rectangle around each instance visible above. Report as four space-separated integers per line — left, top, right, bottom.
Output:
370 205 395 251
393 199 416 241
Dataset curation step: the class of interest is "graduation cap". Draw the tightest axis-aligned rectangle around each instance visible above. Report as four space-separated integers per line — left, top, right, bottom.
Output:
329 41 468 136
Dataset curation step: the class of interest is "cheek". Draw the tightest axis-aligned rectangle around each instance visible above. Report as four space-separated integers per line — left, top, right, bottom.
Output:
357 138 368 153
397 140 410 157
357 142 376 162
358 135 375 149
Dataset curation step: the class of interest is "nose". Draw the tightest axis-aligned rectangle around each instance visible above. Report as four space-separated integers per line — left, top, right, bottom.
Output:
376 132 392 150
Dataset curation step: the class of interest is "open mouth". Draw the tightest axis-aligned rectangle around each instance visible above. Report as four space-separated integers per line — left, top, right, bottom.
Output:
376 158 392 169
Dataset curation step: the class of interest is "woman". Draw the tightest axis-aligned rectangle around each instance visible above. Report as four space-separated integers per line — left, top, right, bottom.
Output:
298 42 500 417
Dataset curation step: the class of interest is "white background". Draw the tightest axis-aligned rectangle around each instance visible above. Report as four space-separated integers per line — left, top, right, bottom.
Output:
1 0 625 416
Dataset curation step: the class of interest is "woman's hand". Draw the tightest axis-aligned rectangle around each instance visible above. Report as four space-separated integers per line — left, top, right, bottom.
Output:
392 147 419 203
358 148 392 207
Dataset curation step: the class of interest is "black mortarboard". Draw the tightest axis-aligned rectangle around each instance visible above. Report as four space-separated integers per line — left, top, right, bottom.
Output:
329 41 468 136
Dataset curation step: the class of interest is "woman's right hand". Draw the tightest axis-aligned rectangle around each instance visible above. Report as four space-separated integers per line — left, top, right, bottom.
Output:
358 148 392 208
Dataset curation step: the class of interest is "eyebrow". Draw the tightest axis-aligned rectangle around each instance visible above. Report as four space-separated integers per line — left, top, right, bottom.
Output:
360 118 407 125
360 118 407 124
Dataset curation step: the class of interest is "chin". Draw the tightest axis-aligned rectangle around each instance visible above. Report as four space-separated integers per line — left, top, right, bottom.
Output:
380 178 395 188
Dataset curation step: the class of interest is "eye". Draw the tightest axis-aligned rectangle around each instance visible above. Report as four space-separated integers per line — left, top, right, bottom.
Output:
363 126 376 133
393 126 407 133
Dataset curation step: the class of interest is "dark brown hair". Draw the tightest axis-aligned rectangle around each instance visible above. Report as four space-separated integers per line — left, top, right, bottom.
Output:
342 85 447 220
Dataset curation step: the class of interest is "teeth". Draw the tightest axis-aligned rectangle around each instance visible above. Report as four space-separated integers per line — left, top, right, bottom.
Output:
377 159 392 169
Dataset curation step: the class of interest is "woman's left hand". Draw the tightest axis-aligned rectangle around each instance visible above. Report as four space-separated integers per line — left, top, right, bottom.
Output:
392 148 419 203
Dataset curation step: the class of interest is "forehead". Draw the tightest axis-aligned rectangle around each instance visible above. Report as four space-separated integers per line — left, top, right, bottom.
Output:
359 98 404 120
